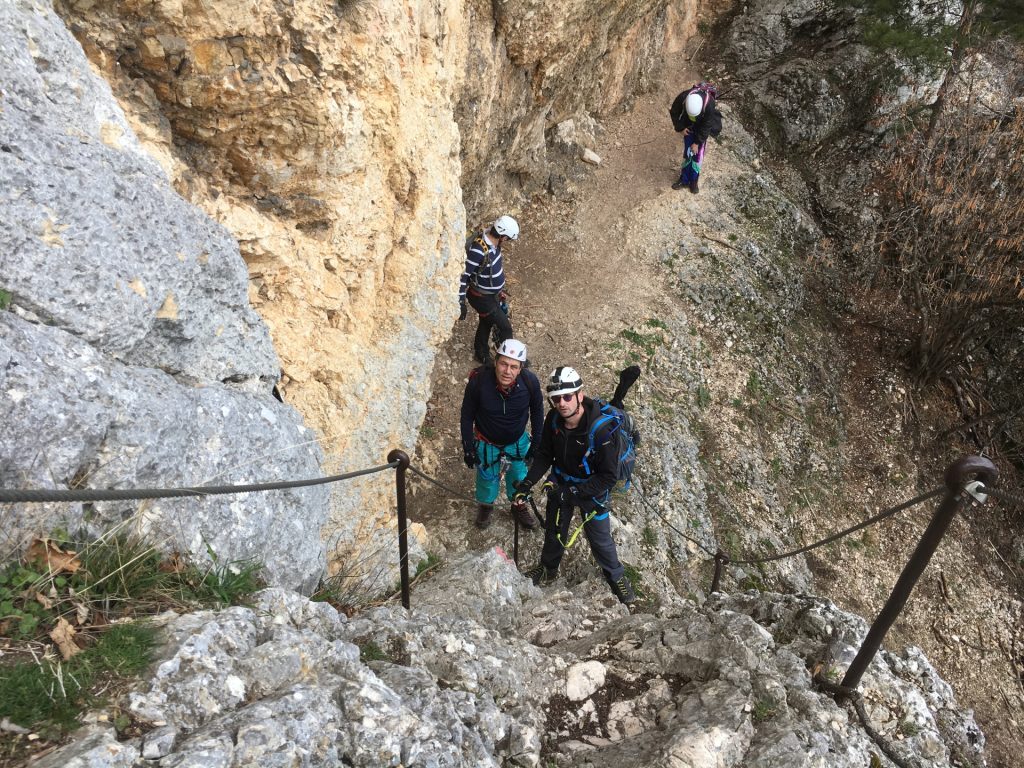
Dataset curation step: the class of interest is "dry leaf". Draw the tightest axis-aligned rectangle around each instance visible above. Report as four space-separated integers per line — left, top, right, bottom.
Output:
75 602 90 626
49 617 82 660
26 538 81 575
34 592 53 610
159 552 186 574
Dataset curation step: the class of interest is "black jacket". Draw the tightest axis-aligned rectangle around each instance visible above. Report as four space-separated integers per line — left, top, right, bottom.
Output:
670 89 723 146
521 397 617 501
460 366 544 451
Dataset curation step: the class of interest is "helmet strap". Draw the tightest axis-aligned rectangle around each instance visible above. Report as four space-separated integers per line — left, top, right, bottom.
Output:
570 393 582 418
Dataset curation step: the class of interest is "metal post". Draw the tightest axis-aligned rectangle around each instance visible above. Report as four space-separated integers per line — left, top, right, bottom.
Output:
387 449 412 610
840 456 997 691
513 516 520 566
710 550 728 593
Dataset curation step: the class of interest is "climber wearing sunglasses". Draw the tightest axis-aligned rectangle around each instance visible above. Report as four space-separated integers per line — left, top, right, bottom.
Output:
513 365 636 604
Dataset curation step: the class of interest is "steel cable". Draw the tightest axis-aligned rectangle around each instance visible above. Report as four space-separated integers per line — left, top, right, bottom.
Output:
727 487 945 565
632 480 719 559
979 484 1024 508
407 464 481 505
633 478 945 566
0 461 400 503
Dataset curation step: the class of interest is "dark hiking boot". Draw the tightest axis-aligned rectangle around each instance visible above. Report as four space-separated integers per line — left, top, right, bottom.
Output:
688 179 699 194
511 499 536 530
523 563 557 586
610 575 637 604
475 503 493 529
671 179 687 190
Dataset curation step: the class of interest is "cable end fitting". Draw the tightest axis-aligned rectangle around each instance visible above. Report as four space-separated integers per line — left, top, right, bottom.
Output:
387 449 411 469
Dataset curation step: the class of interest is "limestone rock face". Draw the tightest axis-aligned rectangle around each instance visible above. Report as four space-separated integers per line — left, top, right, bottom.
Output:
54 0 469 583
0 0 327 590
40 551 986 767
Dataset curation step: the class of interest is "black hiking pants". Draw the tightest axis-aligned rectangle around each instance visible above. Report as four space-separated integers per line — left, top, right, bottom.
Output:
540 491 625 584
467 290 512 362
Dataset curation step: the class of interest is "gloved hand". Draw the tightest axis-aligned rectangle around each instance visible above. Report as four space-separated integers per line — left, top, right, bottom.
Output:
459 299 468 321
498 290 508 302
463 444 479 469
513 481 532 502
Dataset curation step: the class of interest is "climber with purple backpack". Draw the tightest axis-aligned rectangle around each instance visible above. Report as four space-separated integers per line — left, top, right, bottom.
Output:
669 82 723 194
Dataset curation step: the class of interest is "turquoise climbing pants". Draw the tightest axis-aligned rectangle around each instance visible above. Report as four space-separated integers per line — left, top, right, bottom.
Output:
475 432 530 505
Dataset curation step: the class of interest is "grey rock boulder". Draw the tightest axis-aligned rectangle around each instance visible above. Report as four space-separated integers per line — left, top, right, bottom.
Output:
0 0 330 590
0 316 328 590
0 0 278 385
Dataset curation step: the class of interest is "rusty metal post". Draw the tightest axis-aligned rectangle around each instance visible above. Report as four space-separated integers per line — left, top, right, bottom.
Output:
387 449 412 610
840 456 997 691
513 515 520 566
710 550 729 593
529 496 546 529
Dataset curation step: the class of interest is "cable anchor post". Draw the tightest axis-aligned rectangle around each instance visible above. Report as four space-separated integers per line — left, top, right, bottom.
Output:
387 449 412 610
839 455 998 692
710 550 730 594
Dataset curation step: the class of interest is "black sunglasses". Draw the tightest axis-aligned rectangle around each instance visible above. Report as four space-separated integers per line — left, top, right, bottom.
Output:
549 393 577 404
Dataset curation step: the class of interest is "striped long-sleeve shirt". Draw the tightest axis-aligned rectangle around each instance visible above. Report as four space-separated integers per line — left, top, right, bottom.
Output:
458 232 505 298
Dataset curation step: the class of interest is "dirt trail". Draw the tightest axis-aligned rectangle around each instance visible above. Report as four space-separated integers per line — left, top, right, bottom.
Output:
412 60 700 558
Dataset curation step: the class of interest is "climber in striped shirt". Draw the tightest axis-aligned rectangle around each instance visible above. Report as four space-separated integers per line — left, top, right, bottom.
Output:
458 215 519 364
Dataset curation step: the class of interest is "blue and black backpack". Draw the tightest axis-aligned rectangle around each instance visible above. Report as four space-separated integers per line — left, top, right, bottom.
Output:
554 399 638 494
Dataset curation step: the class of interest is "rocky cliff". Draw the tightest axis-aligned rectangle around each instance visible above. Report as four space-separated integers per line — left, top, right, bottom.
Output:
20 0 709 585
35 552 986 767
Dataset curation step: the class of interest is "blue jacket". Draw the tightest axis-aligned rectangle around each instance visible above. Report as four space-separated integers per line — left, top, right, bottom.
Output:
460 366 544 452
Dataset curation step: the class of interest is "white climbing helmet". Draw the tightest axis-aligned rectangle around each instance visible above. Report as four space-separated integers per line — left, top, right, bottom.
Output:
547 366 583 397
496 339 527 363
493 215 520 241
685 92 704 118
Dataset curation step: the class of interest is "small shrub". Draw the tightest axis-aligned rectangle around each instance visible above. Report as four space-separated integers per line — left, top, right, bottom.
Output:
0 533 262 757
752 700 778 723
0 623 156 734
619 327 663 356
415 552 442 578
358 640 389 663
901 719 921 737
738 573 766 592
0 288 11 310
696 384 712 409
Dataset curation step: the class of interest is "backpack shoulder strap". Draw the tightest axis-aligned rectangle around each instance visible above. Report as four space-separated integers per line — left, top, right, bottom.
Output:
465 233 492 277
582 405 619 475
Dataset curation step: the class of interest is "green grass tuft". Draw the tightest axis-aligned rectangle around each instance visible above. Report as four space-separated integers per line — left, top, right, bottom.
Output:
0 623 157 732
